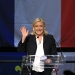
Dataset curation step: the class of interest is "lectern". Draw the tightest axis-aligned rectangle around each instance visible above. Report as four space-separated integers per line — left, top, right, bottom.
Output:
22 55 66 75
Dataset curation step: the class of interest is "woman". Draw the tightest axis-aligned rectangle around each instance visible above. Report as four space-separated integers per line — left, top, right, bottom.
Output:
17 18 57 75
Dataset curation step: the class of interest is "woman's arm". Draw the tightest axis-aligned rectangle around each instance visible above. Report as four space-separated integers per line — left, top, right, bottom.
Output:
17 36 28 52
17 26 29 52
51 35 57 55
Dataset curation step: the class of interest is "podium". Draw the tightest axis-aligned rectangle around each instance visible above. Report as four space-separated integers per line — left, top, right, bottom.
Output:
22 55 66 75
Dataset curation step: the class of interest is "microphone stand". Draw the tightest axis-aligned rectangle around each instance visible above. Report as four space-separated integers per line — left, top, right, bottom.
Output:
55 42 64 62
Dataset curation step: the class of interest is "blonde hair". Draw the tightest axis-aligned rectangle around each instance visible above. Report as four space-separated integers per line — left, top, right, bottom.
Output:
30 18 48 35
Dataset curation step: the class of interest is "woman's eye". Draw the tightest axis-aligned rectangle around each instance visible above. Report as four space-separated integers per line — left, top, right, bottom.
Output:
35 26 38 27
34 25 43 27
40 25 43 27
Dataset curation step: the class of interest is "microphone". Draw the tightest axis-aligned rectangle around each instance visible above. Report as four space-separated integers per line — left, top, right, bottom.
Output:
37 36 39 38
36 36 41 44
55 42 64 62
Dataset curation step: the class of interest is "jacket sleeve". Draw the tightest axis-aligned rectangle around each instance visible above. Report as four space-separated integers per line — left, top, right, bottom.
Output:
46 35 57 67
50 35 57 55
17 35 30 52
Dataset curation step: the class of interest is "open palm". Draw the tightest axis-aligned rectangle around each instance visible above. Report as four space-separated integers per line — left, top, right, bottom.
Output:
20 26 29 37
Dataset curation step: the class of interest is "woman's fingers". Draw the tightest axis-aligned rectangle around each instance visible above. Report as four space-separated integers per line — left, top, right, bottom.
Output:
20 26 26 32
45 59 52 64
20 26 29 37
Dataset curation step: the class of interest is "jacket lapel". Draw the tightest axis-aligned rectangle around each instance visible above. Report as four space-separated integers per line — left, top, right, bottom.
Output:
43 35 48 45
31 35 36 44
31 34 48 44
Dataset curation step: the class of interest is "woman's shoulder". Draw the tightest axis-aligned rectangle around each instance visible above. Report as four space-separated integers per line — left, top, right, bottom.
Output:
46 34 54 37
46 34 55 40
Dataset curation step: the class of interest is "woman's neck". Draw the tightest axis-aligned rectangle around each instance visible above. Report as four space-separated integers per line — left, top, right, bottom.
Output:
36 35 43 43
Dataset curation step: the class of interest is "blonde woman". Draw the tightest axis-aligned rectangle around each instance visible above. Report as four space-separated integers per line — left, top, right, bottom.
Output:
17 18 57 75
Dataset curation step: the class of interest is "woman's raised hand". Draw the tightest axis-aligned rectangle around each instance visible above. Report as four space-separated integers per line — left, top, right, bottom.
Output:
20 26 29 38
20 26 29 43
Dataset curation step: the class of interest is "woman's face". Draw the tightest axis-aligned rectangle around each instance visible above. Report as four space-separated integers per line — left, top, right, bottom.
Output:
33 21 44 36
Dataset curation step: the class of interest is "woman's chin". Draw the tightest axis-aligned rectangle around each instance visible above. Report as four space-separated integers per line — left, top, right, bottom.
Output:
36 33 43 36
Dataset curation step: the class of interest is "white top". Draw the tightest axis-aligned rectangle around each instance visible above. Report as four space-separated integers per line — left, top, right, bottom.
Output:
32 36 45 72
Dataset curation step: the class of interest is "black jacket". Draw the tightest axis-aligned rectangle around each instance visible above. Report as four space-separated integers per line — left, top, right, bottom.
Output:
17 34 57 75
17 34 57 55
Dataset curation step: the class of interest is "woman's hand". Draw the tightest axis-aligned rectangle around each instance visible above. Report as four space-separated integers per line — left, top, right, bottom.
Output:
20 26 29 43
20 26 29 38
45 59 52 64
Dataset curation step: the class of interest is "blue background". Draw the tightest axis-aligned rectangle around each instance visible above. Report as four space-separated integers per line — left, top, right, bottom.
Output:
0 52 25 75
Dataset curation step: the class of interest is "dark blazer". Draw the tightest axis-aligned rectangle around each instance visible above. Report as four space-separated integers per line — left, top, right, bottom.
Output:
17 34 57 55
17 34 57 75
